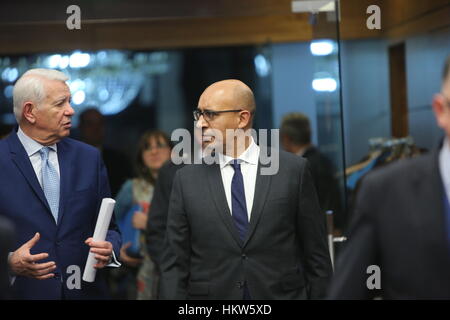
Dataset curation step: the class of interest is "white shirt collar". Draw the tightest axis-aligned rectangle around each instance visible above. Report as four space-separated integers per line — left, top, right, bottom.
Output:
439 137 450 200
219 137 259 169
17 126 57 156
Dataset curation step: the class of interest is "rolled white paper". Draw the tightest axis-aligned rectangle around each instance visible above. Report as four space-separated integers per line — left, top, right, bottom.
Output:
82 198 116 283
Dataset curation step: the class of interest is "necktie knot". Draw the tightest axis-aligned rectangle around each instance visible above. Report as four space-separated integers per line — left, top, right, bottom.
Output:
231 159 242 171
39 146 51 160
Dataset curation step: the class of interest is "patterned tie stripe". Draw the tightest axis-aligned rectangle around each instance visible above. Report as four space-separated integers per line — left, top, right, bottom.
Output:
39 147 60 223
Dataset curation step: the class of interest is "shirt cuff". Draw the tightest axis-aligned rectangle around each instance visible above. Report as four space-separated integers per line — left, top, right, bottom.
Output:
106 250 121 268
8 252 16 286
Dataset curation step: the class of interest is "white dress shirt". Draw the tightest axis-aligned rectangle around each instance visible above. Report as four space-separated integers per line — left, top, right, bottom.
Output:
439 137 450 202
17 127 59 187
218 138 260 221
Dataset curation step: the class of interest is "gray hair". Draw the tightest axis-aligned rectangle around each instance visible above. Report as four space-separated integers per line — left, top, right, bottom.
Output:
13 68 69 122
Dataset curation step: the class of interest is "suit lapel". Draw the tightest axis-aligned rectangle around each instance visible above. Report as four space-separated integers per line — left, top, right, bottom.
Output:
205 148 274 248
7 131 53 218
205 163 243 247
243 158 272 248
56 140 72 226
413 144 450 270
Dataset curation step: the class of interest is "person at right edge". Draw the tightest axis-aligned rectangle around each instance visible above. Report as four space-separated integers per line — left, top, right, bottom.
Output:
161 79 332 300
328 55 450 299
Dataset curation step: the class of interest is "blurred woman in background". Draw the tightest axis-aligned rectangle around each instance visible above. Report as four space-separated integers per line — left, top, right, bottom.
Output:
113 130 172 300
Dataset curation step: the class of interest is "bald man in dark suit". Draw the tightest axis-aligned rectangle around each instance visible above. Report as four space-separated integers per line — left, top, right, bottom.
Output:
162 80 332 300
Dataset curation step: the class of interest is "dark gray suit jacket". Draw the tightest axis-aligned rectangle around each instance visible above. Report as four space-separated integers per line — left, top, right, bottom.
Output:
328 143 450 299
147 160 185 267
146 160 186 299
162 149 332 300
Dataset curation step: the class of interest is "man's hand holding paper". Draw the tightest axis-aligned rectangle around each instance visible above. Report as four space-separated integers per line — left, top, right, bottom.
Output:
85 238 113 269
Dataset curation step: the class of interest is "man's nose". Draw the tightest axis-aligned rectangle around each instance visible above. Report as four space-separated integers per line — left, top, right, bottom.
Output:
66 104 75 116
195 116 208 129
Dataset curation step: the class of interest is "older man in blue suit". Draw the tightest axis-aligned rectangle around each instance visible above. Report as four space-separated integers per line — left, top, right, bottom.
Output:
0 68 121 299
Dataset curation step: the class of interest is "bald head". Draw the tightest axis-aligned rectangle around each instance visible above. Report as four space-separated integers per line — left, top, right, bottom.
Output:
200 79 256 115
196 80 256 155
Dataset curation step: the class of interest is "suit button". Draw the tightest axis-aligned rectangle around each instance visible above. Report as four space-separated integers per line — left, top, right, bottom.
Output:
237 281 243 289
242 254 247 259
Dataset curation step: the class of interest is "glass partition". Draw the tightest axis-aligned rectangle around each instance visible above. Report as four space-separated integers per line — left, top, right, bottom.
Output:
294 1 347 265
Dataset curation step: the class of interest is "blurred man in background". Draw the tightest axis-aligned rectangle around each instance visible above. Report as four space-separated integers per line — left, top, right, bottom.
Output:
281 112 344 233
328 56 450 299
78 108 132 198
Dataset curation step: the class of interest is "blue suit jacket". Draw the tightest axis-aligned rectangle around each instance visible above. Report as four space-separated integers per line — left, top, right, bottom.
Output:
0 129 121 299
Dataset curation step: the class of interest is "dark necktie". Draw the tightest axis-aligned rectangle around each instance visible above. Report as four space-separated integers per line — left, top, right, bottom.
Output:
231 160 249 242
444 193 450 246
231 160 252 299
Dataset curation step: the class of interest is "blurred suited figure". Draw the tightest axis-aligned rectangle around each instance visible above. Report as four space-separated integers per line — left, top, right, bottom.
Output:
280 113 344 232
0 124 13 139
145 160 184 299
78 108 132 197
146 131 201 299
328 56 450 299
0 216 14 299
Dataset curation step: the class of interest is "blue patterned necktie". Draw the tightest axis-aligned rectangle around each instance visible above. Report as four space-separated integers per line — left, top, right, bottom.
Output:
231 160 249 242
39 147 60 223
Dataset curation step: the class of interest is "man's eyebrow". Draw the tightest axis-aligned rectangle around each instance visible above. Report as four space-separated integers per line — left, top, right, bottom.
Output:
52 95 70 104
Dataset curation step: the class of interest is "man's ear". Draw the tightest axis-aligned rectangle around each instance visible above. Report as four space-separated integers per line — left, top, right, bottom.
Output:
22 102 37 124
238 110 252 129
280 133 291 151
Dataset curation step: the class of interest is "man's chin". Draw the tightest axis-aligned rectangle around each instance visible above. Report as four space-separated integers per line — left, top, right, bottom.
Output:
203 142 226 156
202 142 217 155
60 129 71 137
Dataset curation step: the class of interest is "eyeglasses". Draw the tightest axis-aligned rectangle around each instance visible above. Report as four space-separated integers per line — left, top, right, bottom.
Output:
193 108 243 121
